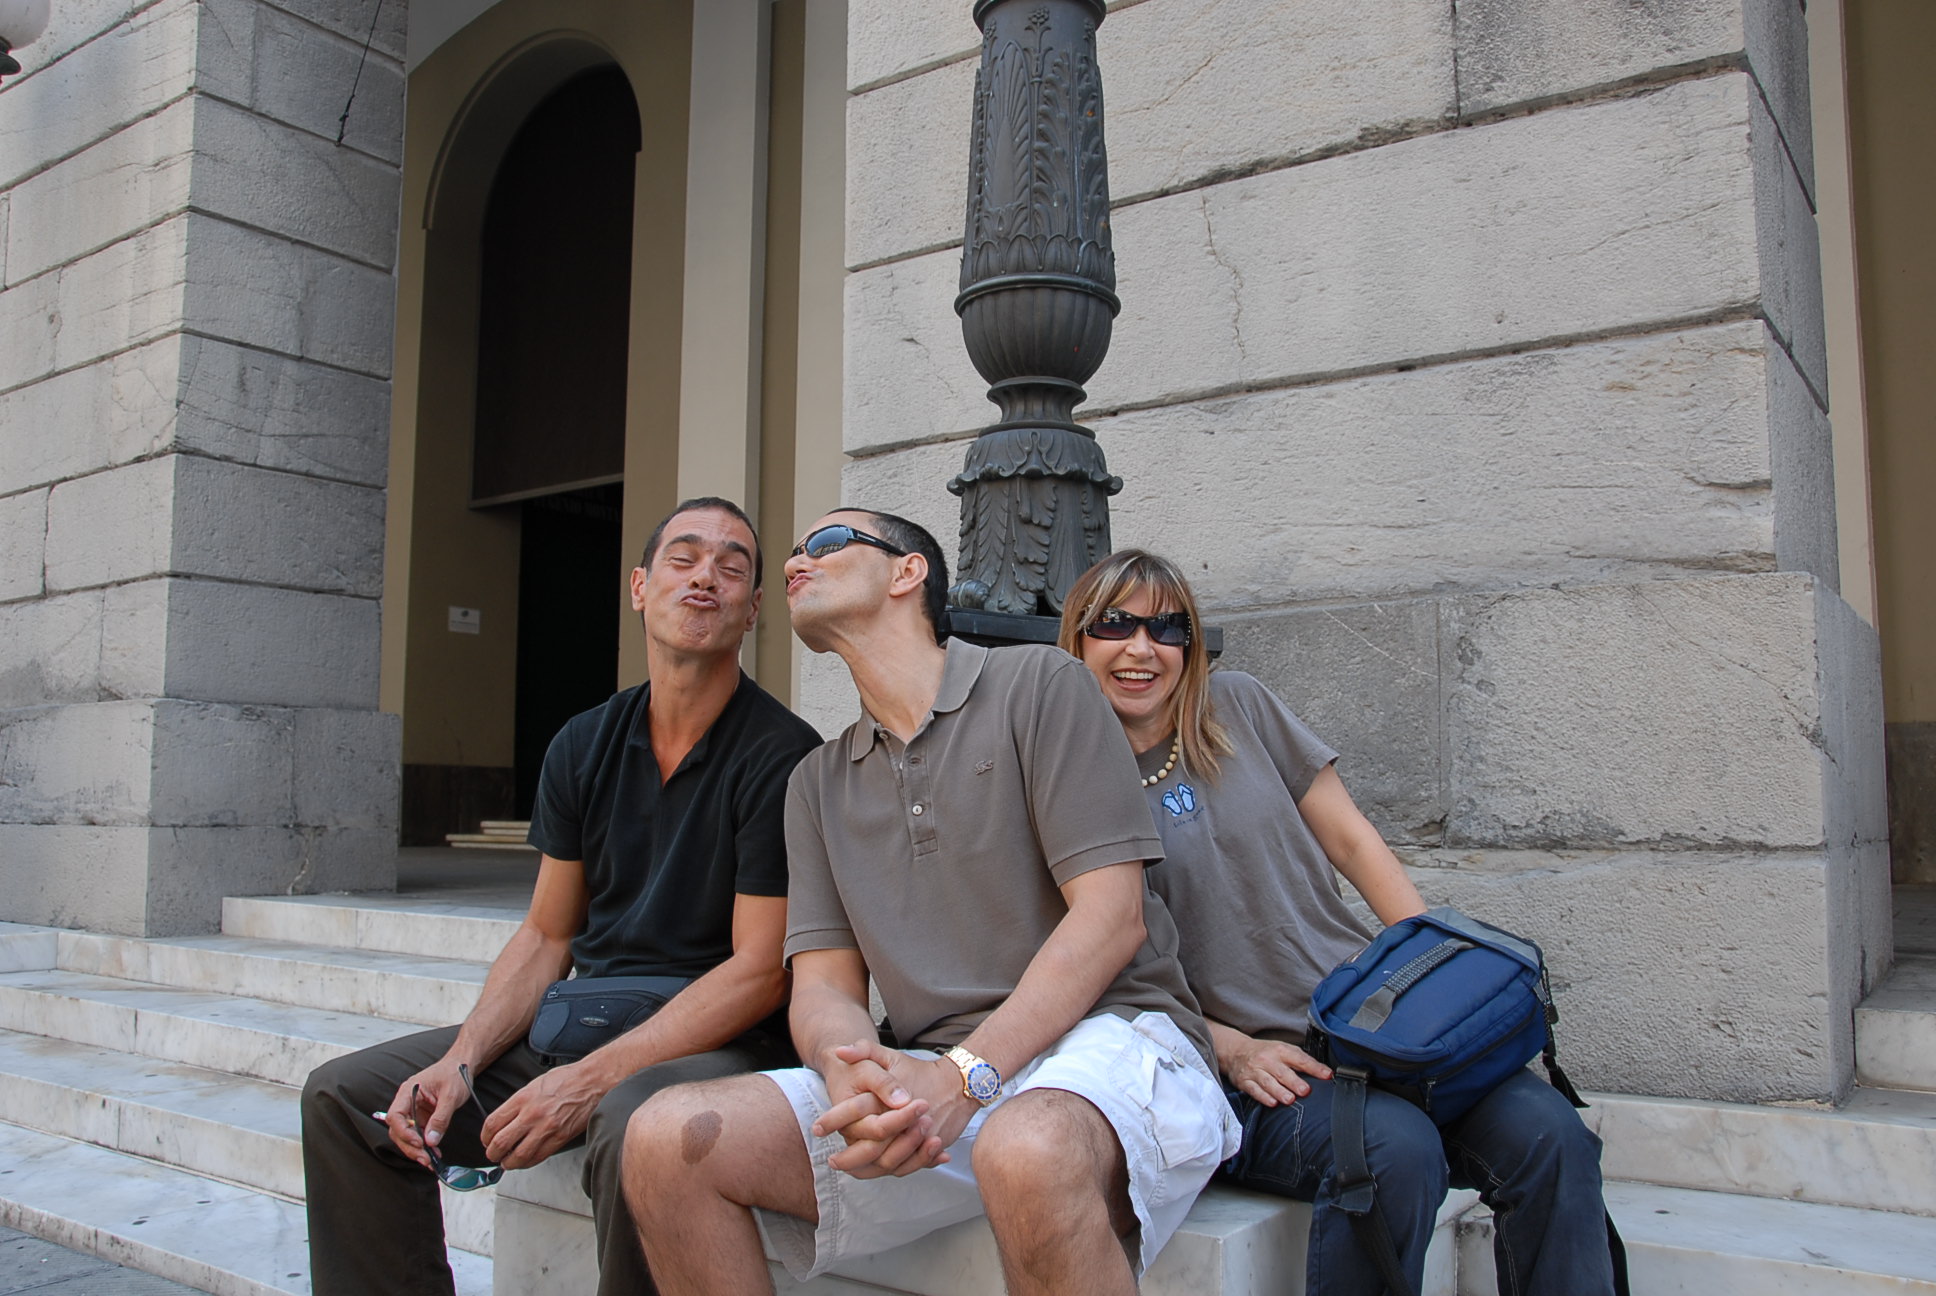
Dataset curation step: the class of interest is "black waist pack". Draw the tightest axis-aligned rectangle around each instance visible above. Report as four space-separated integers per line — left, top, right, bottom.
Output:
527 975 691 1066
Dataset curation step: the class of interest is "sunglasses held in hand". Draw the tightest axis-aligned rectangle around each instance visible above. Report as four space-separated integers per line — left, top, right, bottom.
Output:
378 1063 505 1191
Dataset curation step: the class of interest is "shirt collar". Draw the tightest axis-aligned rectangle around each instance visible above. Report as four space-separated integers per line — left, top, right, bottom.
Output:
845 638 989 761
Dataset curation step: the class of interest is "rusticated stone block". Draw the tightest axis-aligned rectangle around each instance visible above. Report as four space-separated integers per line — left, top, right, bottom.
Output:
293 708 402 831
1217 599 1444 845
847 0 1458 268
845 0 975 90
3 98 196 286
1457 0 1814 198
44 458 176 592
0 593 104 707
1101 320 1781 606
1752 91 1827 401
1443 572 1828 850
163 580 381 709
0 701 157 826
238 0 405 163
46 452 385 597
169 456 386 596
1406 846 1842 1102
189 95 402 269
175 335 392 487
1767 329 1836 586
0 824 151 933
0 0 200 191
183 213 396 378
845 75 1763 454
853 319 1787 608
0 338 183 495
148 701 298 827
0 487 47 602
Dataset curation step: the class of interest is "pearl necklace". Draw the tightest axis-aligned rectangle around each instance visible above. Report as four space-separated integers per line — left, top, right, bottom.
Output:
1141 735 1181 788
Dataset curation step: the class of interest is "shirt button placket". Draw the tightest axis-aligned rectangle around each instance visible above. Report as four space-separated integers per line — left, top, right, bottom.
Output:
907 745 937 854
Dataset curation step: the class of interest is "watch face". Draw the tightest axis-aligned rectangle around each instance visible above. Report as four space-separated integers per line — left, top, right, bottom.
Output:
965 1062 1002 1103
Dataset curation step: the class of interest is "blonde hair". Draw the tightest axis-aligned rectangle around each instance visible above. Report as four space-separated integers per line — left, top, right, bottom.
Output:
1057 549 1232 782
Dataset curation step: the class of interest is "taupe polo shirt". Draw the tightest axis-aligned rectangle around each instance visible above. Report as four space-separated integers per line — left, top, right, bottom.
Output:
783 640 1214 1069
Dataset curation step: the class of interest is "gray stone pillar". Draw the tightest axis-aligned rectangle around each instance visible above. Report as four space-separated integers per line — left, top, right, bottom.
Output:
0 0 407 934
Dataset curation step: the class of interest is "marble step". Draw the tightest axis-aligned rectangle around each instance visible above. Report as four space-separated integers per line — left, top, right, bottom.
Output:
1584 1086 1936 1217
0 1119 492 1296
1459 1181 1936 1293
56 931 490 1028
0 969 418 1087
222 894 522 965
1593 1181 1936 1294
0 1027 496 1258
1856 953 1936 1092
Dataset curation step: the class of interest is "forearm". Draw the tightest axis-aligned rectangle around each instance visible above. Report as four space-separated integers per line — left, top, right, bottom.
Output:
569 951 790 1090
957 878 1145 1080
447 924 575 1072
1205 1018 1256 1078
791 973 882 1073
1332 831 1428 928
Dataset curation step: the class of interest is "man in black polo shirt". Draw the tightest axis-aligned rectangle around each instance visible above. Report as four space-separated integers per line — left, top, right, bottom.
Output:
302 498 822 1296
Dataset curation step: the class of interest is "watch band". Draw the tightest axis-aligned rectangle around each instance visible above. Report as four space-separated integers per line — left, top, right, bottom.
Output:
943 1045 1003 1106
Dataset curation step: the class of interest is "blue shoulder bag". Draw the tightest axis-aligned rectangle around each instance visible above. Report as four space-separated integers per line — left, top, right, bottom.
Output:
1306 907 1627 1296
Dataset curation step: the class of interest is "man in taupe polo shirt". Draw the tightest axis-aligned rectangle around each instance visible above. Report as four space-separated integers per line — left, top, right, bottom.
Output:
622 509 1239 1296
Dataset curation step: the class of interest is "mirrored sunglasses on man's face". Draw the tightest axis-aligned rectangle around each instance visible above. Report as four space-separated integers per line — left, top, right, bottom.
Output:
790 524 908 561
1082 608 1193 648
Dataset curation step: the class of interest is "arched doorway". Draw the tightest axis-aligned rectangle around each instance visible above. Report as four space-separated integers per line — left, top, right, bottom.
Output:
389 33 674 846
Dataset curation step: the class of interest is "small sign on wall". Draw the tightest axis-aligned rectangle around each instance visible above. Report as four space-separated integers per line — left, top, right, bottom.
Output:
448 606 481 635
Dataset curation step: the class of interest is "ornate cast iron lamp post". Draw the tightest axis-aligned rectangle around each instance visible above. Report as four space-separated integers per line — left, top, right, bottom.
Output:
947 0 1122 630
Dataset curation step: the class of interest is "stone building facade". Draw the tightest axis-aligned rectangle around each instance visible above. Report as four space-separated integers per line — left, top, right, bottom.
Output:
1 0 1929 1107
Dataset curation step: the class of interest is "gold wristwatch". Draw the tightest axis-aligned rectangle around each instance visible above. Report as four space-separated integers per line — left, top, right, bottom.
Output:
943 1045 1003 1106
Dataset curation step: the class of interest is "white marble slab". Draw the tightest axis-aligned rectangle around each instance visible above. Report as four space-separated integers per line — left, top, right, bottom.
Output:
0 1121 492 1296
1856 954 1936 1092
0 1028 301 1196
491 1195 597 1296
223 894 521 963
0 923 58 973
0 970 417 1084
1585 1088 1936 1216
58 931 489 1027
1604 1180 1936 1293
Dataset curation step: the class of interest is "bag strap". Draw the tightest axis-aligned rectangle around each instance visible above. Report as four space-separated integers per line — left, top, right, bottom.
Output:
1347 938 1474 1030
1330 1066 1418 1296
1543 995 1631 1296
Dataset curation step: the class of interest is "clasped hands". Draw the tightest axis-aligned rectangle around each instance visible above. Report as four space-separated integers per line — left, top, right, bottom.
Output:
811 1038 980 1179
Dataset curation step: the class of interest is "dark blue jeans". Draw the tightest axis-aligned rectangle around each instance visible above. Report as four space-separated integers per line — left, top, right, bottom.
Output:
1219 1067 1614 1296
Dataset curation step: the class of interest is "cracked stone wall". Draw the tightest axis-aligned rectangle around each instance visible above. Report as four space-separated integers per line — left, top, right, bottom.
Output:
0 0 407 935
825 0 1887 1102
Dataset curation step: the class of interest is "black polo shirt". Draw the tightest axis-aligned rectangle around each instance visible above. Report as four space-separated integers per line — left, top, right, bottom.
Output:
527 672 822 981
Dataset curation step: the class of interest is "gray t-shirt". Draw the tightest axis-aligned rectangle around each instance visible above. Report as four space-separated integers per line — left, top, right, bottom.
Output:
1139 671 1372 1045
784 640 1214 1068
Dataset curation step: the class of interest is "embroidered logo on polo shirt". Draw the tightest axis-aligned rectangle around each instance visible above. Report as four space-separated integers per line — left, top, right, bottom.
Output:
974 760 995 775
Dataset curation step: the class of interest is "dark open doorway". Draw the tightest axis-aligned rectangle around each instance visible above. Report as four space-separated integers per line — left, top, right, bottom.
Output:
514 484 625 818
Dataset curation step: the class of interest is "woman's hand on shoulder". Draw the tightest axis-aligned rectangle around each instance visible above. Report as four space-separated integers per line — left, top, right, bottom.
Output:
1211 1022 1334 1107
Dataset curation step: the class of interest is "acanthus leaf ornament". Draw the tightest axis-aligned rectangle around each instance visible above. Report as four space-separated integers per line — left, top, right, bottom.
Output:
949 0 1120 618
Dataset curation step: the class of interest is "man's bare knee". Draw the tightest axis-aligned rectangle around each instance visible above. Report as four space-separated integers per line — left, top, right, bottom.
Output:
975 1090 1127 1204
624 1074 817 1224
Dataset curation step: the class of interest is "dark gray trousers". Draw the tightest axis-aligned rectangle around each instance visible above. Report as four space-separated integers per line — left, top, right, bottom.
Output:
301 1024 789 1296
